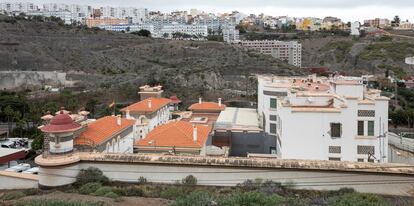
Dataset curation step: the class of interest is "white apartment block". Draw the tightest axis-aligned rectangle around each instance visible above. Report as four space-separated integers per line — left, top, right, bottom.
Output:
222 27 240 43
258 75 389 163
241 40 302 67
98 24 155 34
160 24 208 37
0 2 38 13
27 11 75 24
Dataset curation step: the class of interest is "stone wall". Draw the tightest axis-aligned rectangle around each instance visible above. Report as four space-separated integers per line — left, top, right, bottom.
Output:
0 71 69 90
0 171 38 189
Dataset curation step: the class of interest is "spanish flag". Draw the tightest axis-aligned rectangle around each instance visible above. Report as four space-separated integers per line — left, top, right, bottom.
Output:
108 100 115 108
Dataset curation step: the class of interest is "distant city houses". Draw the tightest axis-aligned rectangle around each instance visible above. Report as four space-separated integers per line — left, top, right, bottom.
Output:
1 2 413 42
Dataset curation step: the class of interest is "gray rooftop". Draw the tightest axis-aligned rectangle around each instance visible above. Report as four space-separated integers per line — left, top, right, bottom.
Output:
215 107 261 131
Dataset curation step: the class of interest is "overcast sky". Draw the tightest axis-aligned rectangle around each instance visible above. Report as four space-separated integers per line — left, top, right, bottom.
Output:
24 0 414 22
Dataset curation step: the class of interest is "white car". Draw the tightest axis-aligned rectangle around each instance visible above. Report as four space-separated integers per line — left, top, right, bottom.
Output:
4 163 31 172
22 167 39 175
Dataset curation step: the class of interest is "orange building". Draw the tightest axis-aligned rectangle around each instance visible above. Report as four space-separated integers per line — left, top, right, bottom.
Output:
85 17 129 28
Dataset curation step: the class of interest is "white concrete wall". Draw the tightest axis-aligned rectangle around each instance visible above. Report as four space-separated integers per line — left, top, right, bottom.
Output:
0 173 38 189
38 162 414 196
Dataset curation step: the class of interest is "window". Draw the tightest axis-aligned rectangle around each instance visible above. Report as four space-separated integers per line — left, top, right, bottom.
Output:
358 110 375 117
357 158 364 162
368 121 374 136
330 123 342 138
357 145 375 155
269 115 277 121
329 146 341 154
329 157 341 161
270 123 277 134
357 121 364 136
270 147 276 154
270 98 277 109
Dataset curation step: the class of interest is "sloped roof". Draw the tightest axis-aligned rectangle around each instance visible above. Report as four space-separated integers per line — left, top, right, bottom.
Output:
121 97 171 113
188 102 226 112
75 116 135 146
135 121 211 148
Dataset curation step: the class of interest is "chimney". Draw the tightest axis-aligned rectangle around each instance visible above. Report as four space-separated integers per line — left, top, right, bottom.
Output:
117 115 121 126
199 97 202 104
148 99 152 108
193 125 198 142
218 98 222 107
125 109 130 119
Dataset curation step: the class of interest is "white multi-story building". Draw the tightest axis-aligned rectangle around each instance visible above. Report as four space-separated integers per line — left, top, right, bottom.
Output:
222 27 239 43
98 24 155 34
0 2 38 13
121 85 171 139
258 75 389 163
241 40 302 67
350 21 361 36
160 23 208 38
27 11 74 24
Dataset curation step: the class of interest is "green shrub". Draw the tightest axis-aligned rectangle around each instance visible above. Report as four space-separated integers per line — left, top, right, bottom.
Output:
93 186 113 196
171 190 214 206
138 176 147 184
103 192 119 199
0 191 25 200
15 199 106 206
182 175 197 186
329 192 390 206
112 187 144 197
219 191 285 206
75 167 109 187
79 182 102 194
23 188 42 196
160 187 185 200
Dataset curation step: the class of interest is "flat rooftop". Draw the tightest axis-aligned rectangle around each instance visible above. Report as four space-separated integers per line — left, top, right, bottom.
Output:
215 107 261 131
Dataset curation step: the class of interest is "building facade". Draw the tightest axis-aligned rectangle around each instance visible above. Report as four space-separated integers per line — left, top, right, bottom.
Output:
222 27 240 43
258 75 389 163
241 40 302 67
121 97 171 139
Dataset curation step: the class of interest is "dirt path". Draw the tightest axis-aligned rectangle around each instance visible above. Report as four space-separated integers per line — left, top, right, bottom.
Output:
3 191 172 206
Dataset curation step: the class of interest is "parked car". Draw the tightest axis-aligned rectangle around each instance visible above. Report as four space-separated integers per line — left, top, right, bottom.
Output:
22 167 39 175
4 163 31 172
1 141 15 148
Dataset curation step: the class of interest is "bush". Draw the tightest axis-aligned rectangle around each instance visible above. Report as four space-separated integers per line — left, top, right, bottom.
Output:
172 190 214 206
259 180 283 195
329 192 389 206
103 192 120 199
93 186 113 196
219 191 285 206
15 199 106 206
182 175 197 186
236 179 259 192
113 187 144 197
160 187 186 200
138 176 147 184
23 188 42 196
75 167 109 187
0 191 25 200
79 182 102 194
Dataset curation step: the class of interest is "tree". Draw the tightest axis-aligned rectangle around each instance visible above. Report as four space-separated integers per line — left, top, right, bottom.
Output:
131 29 151 37
392 15 400 27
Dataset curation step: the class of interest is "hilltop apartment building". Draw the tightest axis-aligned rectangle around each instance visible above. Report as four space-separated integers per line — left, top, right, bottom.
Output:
258 75 389 163
241 40 302 67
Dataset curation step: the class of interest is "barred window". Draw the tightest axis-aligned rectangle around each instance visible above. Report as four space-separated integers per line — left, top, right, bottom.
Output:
330 123 342 138
329 146 341 154
357 145 375 154
358 110 375 117
270 123 277 134
269 115 277 121
357 121 364 136
329 157 341 161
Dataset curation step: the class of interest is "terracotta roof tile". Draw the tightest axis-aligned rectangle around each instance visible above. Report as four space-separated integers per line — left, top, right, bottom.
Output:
121 97 171 113
75 116 135 146
135 121 211 148
188 102 225 112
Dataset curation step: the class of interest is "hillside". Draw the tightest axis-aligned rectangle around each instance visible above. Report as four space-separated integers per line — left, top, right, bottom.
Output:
0 15 301 104
301 35 414 77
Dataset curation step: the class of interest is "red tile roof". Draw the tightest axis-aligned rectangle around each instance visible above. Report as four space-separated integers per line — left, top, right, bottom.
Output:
41 112 82 133
121 97 171 113
135 121 211 148
75 116 135 146
170 96 181 104
188 102 225 112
